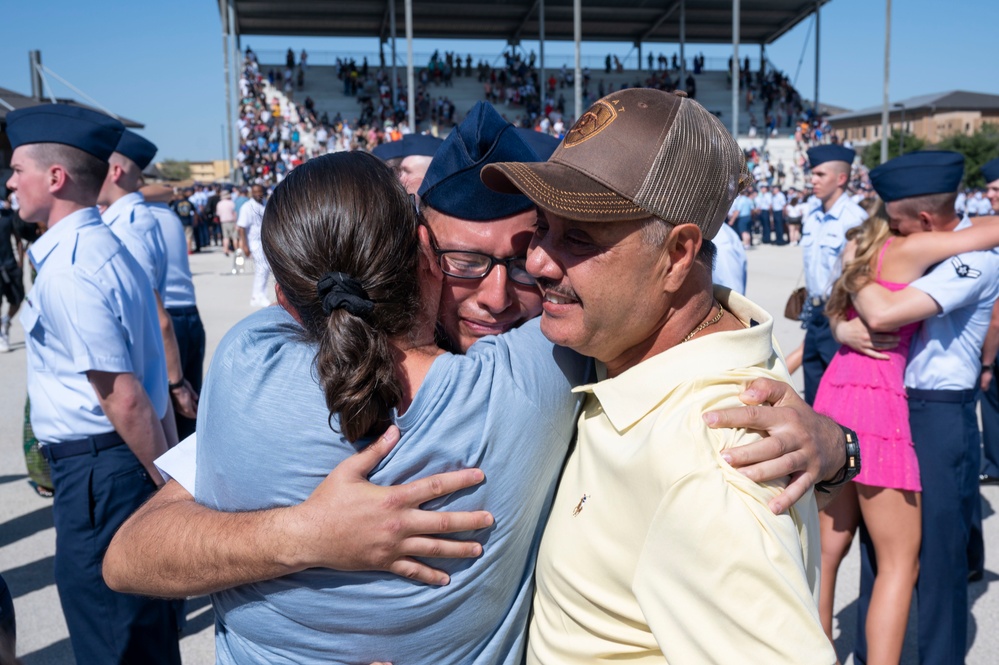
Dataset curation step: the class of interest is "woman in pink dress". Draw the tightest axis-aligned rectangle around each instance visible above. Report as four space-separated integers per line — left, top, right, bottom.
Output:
814 201 999 663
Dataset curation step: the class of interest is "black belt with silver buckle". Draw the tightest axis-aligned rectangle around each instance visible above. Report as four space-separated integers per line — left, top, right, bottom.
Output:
809 296 827 308
40 431 127 462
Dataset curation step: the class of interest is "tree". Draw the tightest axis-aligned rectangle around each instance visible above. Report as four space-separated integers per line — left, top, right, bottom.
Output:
861 129 926 170
935 123 999 189
157 159 191 181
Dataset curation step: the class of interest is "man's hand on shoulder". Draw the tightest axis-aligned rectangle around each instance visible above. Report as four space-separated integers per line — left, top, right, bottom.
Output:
703 378 846 515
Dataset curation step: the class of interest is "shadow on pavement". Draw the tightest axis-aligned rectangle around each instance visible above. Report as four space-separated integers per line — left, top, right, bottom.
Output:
1 556 54 600
19 638 74 665
0 475 27 486
0 506 53 550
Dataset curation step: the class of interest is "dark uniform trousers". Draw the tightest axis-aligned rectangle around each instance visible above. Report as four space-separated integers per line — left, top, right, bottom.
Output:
0 573 14 656
167 305 206 440
802 304 840 406
772 209 787 245
46 439 181 665
854 389 979 665
760 210 774 244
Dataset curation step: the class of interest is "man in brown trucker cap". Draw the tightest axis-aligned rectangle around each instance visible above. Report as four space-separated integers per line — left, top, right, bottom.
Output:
483 89 838 664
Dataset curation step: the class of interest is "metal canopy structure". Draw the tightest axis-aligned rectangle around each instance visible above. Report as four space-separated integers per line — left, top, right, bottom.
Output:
229 0 827 46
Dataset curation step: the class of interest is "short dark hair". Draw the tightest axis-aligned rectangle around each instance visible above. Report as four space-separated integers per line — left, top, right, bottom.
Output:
26 143 108 196
891 192 958 219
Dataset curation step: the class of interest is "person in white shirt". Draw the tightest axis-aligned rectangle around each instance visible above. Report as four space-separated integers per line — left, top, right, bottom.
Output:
237 184 270 307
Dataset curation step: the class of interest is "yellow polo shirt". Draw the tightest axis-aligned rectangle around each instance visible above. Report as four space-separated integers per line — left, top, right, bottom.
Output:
527 289 834 665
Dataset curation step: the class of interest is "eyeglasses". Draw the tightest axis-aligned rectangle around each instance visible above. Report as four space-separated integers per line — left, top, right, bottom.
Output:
412 195 537 287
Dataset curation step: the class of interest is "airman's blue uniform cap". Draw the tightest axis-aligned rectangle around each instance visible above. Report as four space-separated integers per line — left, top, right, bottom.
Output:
418 102 539 221
515 128 561 160
807 144 856 168
372 133 444 161
981 157 999 185
6 104 125 162
115 130 158 170
870 151 965 202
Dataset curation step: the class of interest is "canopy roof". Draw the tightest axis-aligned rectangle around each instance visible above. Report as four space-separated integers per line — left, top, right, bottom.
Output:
228 0 829 46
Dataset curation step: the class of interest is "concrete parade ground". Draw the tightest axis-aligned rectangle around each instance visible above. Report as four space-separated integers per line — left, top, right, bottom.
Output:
2 243 998 663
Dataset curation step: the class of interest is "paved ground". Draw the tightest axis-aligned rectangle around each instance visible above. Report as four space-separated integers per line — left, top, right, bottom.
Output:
2 243 997 663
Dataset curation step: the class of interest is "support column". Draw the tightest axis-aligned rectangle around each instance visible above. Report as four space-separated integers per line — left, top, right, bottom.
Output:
228 0 240 181
573 0 582 118
540 0 546 108
680 0 686 91
814 1 820 116
405 0 415 132
390 0 398 107
637 42 642 72
220 0 234 181
732 0 740 137
880 0 892 164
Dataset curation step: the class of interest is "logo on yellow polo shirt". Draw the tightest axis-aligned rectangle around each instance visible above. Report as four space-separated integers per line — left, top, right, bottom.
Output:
572 494 589 516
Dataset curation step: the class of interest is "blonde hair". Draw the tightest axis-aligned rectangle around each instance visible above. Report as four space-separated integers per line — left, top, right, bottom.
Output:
825 197 893 321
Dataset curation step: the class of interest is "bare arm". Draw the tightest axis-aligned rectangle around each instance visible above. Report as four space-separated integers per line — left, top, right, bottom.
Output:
88 370 168 486
704 378 846 514
891 216 999 278
829 316 896 360
852 282 941 331
981 301 999 391
104 427 494 597
156 292 198 419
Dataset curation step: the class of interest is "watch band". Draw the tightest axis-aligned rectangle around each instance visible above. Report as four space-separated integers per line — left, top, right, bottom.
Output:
815 425 861 493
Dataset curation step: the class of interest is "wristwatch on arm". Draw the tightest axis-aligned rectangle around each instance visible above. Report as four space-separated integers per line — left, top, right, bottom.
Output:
814 425 860 494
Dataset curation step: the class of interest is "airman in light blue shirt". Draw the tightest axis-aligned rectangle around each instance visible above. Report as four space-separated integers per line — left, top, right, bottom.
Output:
801 190 868 299
101 191 168 296
21 207 168 443
147 200 197 309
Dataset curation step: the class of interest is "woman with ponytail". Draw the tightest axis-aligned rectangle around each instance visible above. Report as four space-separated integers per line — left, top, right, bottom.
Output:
192 151 590 665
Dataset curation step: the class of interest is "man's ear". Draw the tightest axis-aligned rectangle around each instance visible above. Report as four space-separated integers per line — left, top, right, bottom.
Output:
663 224 701 289
919 210 934 232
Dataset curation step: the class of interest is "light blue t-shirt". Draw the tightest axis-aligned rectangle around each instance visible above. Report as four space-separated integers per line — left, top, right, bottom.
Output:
102 191 168 297
20 207 168 443
146 200 198 308
906 219 999 390
195 307 590 665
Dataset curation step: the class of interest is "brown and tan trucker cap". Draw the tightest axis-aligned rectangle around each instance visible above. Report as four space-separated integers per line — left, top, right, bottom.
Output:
481 89 750 239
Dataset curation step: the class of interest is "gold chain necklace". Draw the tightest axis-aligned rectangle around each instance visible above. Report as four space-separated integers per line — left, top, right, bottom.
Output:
681 301 724 343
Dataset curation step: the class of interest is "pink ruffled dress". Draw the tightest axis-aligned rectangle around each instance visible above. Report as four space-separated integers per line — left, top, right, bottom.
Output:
813 238 922 491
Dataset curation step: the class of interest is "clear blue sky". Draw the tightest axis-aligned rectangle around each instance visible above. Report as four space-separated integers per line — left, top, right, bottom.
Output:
1 0 994 161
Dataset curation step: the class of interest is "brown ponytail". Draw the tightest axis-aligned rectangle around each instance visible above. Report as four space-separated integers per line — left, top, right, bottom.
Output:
261 151 422 442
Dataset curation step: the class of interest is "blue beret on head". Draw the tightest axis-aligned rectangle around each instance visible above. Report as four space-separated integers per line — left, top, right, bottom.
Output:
981 157 999 185
6 104 125 162
515 128 561 160
115 130 158 170
870 151 964 202
418 102 539 221
807 144 856 168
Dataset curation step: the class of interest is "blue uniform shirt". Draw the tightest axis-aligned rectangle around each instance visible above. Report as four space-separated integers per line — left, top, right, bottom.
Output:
712 223 747 295
906 219 999 390
19 207 168 444
731 194 753 218
801 192 868 298
146 201 198 308
102 191 168 297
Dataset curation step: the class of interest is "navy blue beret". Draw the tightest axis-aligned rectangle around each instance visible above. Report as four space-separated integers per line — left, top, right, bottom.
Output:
6 104 125 162
807 144 856 167
372 133 443 161
515 128 561 160
115 130 158 170
418 101 539 221
870 151 965 202
982 157 999 185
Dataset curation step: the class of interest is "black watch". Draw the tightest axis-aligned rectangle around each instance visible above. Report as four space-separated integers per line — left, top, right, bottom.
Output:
168 378 186 390
815 425 860 494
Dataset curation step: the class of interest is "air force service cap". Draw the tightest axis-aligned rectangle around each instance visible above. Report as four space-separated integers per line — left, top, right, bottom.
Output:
870 151 965 202
515 128 561 160
115 130 158 170
6 104 125 162
417 101 539 221
371 133 443 161
807 144 856 168
981 157 999 185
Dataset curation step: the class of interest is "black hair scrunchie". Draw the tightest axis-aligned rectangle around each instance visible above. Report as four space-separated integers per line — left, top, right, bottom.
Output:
317 272 375 318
